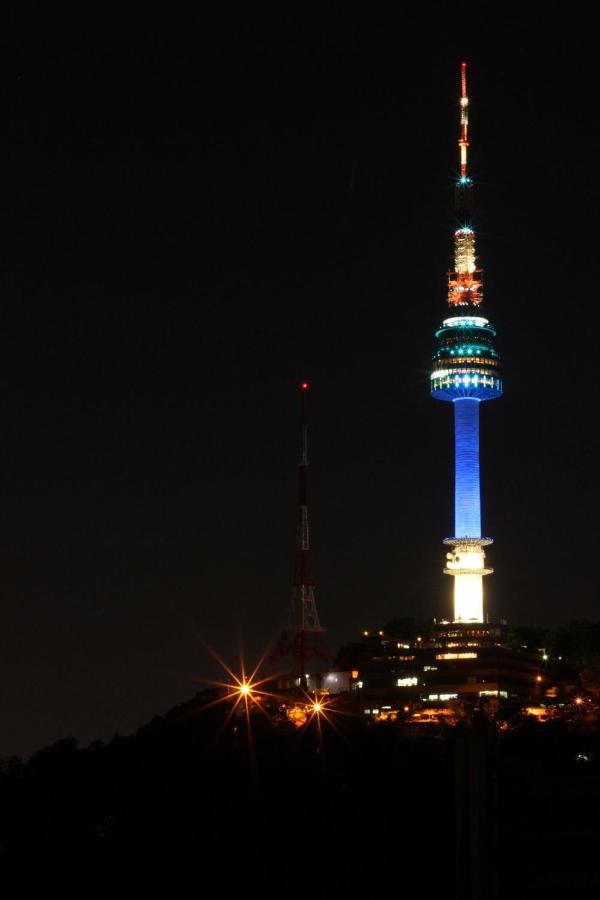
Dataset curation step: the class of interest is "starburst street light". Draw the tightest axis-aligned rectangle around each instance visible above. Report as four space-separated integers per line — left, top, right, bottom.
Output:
222 667 274 716
285 692 337 729
197 640 282 731
305 692 340 728
307 692 331 720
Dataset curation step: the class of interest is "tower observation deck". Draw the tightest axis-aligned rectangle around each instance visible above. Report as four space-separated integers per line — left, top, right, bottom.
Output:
431 62 502 623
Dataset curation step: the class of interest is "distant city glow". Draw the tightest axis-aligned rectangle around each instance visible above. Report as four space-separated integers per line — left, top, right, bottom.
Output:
436 652 478 660
525 707 549 720
428 693 458 701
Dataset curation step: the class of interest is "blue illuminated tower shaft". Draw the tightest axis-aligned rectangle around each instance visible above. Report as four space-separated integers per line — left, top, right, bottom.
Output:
454 399 480 538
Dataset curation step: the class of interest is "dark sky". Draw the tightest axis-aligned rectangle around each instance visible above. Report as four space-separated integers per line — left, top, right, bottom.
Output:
1 6 599 756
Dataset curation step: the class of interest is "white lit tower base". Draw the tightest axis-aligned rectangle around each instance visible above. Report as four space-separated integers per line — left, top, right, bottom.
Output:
443 537 493 623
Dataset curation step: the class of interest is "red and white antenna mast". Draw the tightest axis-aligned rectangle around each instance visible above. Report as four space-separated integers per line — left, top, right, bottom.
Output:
271 382 328 689
459 60 469 178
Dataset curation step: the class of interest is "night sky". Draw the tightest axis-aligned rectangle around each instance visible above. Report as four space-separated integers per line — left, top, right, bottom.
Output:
1 7 599 757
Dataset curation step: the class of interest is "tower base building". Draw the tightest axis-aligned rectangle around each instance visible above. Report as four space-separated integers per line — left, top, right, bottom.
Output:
337 624 550 713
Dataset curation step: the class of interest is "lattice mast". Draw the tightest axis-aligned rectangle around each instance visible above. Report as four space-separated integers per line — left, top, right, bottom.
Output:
430 62 502 623
291 382 323 635
270 383 327 687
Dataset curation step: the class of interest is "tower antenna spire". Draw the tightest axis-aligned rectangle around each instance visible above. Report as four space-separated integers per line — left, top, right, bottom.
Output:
455 61 474 222
295 381 314 593
459 60 469 179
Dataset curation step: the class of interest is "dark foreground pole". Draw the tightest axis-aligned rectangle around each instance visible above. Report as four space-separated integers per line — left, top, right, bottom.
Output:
455 722 498 900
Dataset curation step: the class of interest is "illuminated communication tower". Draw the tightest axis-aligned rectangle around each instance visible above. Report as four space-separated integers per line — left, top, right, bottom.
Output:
275 383 327 686
431 62 502 623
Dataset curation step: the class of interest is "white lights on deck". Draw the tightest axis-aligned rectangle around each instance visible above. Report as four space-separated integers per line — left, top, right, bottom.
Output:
442 316 489 328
